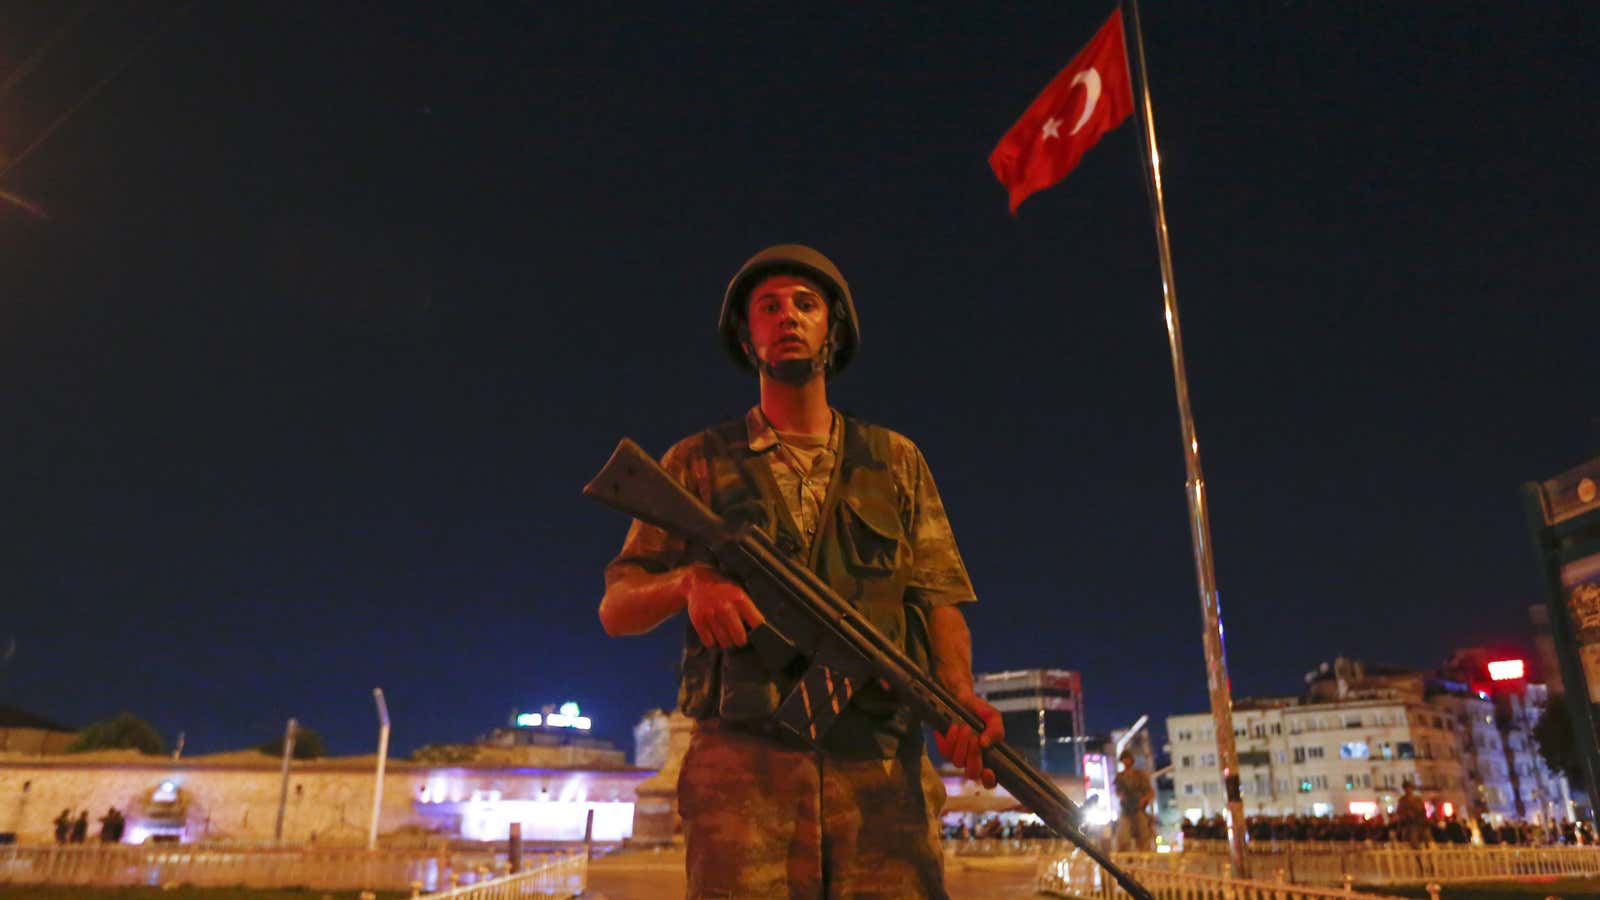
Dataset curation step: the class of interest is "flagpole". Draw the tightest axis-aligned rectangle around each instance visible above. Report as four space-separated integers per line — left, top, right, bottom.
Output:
1122 0 1249 876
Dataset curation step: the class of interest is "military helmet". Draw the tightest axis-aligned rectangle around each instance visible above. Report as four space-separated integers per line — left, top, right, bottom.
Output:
718 244 860 376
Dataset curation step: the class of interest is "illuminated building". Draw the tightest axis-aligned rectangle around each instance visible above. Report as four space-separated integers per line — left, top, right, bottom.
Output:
474 702 626 767
1441 647 1575 822
0 703 656 845
1168 656 1573 824
973 669 1086 776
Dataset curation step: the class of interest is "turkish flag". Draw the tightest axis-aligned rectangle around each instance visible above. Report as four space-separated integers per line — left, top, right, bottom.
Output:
989 10 1134 212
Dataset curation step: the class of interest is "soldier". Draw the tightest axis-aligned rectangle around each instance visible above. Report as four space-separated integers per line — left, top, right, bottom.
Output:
599 244 1003 899
1395 782 1429 847
1112 750 1155 852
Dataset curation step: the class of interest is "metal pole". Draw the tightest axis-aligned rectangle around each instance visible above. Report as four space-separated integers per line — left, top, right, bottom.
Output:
369 688 392 851
1123 0 1248 875
274 717 297 844
1114 714 1149 759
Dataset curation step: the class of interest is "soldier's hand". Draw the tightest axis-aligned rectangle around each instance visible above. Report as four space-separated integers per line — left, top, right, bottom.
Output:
682 564 765 649
935 692 1004 789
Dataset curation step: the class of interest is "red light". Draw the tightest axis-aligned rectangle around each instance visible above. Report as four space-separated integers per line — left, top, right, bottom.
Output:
1487 659 1525 681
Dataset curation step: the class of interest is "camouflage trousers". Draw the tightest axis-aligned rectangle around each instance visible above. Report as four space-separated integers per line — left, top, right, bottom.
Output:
1113 810 1154 852
677 723 949 899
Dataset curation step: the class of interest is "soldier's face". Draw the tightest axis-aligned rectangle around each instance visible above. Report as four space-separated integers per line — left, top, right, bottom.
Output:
744 275 831 369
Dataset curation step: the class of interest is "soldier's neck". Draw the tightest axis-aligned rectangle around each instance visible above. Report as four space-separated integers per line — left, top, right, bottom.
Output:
759 374 831 437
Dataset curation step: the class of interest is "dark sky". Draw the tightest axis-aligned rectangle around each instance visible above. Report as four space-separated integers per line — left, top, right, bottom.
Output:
1 2 1595 760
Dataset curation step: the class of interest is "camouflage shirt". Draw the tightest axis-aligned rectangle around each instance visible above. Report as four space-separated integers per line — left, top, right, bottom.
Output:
605 406 977 610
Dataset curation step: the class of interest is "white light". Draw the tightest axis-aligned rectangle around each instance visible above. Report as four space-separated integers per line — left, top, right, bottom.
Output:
545 713 592 731
559 702 580 717
516 712 542 727
458 798 634 842
1488 659 1525 681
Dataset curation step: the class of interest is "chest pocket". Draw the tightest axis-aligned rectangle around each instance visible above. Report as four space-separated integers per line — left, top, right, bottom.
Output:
840 491 908 575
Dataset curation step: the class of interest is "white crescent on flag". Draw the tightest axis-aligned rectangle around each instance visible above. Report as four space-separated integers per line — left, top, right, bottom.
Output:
1068 68 1101 135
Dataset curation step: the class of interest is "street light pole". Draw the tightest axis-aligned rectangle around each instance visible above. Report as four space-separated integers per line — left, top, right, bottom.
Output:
273 718 297 845
368 688 391 851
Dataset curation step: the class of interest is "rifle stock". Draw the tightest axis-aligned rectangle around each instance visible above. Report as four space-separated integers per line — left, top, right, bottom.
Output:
586 437 1153 900
583 438 730 547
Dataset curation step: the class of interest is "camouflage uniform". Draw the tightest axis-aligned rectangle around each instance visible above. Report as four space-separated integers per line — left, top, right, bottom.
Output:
606 406 976 899
1112 767 1155 852
1396 792 1429 847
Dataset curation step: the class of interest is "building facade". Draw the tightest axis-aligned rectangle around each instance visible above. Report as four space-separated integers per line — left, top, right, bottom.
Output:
1168 657 1571 824
974 668 1085 777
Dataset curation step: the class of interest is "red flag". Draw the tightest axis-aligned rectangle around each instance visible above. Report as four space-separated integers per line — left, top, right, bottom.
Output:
989 10 1134 212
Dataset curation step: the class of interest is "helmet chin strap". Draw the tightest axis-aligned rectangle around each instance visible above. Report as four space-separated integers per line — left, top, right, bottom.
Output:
748 336 834 386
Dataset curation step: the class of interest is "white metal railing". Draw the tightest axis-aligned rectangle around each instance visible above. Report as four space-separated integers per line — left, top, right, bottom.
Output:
1047 844 1600 889
1261 845 1600 885
1036 856 1414 900
0 844 562 892
415 853 586 899
943 837 1082 857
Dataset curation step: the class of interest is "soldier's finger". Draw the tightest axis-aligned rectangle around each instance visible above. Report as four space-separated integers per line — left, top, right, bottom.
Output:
980 768 997 790
690 613 719 649
965 738 984 781
951 727 973 774
980 716 1004 747
735 594 765 627
707 608 736 648
722 606 748 646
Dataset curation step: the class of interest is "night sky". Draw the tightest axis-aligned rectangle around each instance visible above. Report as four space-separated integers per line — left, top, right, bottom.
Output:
1 2 1595 761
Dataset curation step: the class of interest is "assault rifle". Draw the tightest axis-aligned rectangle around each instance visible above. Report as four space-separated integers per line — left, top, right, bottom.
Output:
585 438 1152 900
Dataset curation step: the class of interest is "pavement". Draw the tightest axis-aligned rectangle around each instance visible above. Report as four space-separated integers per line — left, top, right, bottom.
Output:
585 846 1045 899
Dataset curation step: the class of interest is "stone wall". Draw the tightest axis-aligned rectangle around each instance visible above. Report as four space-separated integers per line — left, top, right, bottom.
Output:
0 749 652 845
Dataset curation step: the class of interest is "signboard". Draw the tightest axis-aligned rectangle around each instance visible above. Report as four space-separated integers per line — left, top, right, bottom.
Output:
1563 554 1600 704
1525 456 1600 824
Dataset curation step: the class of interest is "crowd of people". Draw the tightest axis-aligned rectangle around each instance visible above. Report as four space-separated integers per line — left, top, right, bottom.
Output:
1181 813 1598 847
51 807 125 844
941 818 1057 841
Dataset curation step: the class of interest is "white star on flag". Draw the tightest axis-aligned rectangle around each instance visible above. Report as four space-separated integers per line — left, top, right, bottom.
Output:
1041 117 1062 141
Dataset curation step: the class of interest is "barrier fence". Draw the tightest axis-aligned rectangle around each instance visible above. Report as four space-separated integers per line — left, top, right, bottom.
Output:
0 843 586 893
415 854 587 900
1037 856 1415 900
1043 844 1600 893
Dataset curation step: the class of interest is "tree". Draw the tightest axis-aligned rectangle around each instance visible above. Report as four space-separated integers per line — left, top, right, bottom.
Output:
411 743 479 764
1533 694 1584 783
67 713 166 755
259 726 326 760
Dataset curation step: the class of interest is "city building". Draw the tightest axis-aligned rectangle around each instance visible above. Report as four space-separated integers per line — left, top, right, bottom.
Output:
1441 647 1575 821
471 701 626 768
0 702 648 845
973 668 1085 777
1168 656 1572 825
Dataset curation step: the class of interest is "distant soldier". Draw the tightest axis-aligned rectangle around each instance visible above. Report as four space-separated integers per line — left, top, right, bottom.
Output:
1113 750 1155 852
1395 782 1428 847
53 809 72 844
98 807 123 843
70 810 89 843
